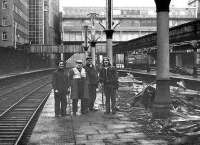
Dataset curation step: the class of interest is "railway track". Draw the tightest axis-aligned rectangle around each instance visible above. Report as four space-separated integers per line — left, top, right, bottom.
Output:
0 76 52 145
0 76 51 114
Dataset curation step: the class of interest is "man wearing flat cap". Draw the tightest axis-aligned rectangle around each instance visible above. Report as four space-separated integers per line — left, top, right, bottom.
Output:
84 56 98 112
68 59 89 116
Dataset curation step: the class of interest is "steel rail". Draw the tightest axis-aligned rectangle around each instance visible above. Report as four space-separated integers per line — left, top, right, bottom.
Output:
14 87 51 145
0 75 50 98
0 82 51 145
0 81 50 118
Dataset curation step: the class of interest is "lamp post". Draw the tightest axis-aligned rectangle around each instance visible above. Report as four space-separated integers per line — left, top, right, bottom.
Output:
104 0 114 65
87 13 99 66
89 40 97 66
60 14 64 62
83 25 89 59
14 22 17 49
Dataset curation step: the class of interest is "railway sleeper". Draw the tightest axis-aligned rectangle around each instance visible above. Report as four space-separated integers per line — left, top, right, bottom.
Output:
0 139 15 144
0 128 21 131
0 123 24 126
0 135 18 138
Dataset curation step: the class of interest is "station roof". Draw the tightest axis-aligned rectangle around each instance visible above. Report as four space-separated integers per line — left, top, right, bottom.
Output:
113 20 200 53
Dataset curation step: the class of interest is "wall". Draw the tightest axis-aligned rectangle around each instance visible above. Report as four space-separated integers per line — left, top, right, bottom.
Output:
0 48 52 75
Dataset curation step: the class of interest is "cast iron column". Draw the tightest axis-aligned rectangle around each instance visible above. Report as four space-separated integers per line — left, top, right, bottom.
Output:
90 41 97 66
175 54 182 67
113 53 116 66
61 44 64 61
146 49 151 72
191 40 198 77
124 52 128 68
60 14 64 61
104 0 114 65
153 0 171 119
84 25 89 59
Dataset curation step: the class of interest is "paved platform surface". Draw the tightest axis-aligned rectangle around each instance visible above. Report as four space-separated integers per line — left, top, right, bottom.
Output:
28 90 168 145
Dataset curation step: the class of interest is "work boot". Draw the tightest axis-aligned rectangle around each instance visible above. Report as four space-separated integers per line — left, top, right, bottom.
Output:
104 112 110 115
61 114 66 117
55 114 59 117
90 108 98 112
112 110 116 114
82 110 89 114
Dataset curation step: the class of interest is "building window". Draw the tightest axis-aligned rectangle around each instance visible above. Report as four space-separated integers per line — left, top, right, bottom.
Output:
2 32 8 40
2 17 7 26
2 0 8 9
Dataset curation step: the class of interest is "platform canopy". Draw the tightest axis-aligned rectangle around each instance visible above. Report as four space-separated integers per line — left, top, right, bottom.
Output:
113 20 200 53
29 41 106 54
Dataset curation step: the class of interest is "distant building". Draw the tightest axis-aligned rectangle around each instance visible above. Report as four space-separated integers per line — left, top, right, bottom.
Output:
62 6 197 63
62 7 196 43
0 0 29 48
0 0 60 48
188 0 200 18
29 0 60 45
48 0 60 45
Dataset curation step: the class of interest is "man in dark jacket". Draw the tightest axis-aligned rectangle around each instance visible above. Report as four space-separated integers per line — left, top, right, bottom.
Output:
99 57 118 114
52 61 69 117
84 56 98 111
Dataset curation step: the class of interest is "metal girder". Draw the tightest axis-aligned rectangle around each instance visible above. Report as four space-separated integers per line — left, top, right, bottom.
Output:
29 42 107 54
113 20 200 53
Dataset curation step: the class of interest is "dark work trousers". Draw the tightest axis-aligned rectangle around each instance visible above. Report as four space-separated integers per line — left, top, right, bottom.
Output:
88 85 96 110
104 85 117 113
54 92 67 116
72 99 88 114
72 80 88 114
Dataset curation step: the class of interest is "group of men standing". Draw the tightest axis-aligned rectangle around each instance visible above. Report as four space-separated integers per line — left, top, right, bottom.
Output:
52 56 118 117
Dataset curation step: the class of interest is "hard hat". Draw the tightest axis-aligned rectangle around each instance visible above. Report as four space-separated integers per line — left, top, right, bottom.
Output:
103 57 109 62
76 59 83 64
58 61 64 67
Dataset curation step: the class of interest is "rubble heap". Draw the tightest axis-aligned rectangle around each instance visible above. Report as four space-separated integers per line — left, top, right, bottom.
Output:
117 74 200 145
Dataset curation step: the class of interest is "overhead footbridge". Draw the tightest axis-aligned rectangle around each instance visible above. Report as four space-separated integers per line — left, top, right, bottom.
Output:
29 41 110 54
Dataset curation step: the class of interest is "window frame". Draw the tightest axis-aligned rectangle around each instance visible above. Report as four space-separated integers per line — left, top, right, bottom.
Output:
2 31 8 41
2 17 7 26
2 0 8 9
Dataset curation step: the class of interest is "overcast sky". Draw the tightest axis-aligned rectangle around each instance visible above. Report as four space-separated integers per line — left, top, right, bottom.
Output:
60 0 189 8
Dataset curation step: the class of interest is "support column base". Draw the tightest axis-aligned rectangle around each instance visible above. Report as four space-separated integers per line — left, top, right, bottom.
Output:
152 102 170 119
146 65 150 72
152 79 170 119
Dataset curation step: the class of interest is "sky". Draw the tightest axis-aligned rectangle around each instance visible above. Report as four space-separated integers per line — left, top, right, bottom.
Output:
60 0 189 8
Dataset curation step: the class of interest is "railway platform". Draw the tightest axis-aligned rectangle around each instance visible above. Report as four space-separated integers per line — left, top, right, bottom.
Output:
0 68 55 80
124 68 200 82
28 89 168 145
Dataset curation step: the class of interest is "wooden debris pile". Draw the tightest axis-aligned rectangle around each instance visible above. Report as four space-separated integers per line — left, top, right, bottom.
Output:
117 75 200 144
